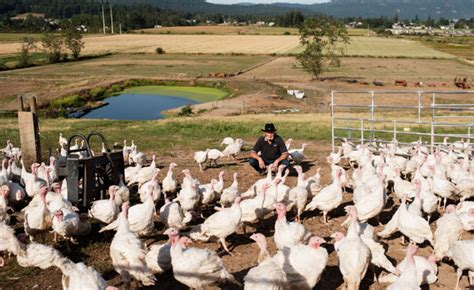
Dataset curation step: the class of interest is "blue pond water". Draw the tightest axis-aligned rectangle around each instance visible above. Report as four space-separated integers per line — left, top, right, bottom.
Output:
80 93 199 120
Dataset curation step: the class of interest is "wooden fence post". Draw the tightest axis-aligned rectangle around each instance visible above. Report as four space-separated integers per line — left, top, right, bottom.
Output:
18 95 41 167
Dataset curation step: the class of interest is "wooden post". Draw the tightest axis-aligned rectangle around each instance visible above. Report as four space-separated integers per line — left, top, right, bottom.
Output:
18 96 41 167
18 95 24 111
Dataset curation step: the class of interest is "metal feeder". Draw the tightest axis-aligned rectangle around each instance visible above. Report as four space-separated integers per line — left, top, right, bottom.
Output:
57 132 124 209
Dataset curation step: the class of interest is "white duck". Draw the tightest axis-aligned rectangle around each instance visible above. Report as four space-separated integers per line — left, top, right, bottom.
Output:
109 202 156 287
305 169 343 224
273 202 311 250
165 230 240 289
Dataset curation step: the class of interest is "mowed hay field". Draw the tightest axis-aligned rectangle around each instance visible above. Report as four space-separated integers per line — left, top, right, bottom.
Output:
0 34 456 58
237 56 473 83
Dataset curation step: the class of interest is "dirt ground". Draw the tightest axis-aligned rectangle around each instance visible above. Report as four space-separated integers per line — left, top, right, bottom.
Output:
1 139 473 290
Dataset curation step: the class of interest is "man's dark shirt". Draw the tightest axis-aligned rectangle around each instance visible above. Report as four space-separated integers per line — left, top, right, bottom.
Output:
252 135 288 161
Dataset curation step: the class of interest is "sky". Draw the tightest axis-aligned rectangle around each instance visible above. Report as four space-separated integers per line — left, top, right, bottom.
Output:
207 0 329 4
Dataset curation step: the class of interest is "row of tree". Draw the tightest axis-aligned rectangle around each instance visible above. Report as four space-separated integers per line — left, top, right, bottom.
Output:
18 29 84 68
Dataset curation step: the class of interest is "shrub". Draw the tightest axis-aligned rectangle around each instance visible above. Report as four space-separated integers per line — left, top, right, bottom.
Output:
178 104 193 117
155 47 165 54
89 87 106 99
108 84 124 94
51 94 85 109
282 31 291 35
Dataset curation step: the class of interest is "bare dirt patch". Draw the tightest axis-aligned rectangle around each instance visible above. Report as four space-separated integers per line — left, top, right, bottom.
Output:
1 139 472 289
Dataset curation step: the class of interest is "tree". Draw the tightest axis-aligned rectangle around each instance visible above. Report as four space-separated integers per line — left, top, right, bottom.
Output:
18 37 36 68
297 15 350 80
64 28 84 59
40 32 65 63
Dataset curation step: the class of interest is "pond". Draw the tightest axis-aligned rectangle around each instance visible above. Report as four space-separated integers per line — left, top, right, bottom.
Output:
80 85 227 120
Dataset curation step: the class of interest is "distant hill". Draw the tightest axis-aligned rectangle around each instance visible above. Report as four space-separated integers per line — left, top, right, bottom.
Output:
115 0 473 19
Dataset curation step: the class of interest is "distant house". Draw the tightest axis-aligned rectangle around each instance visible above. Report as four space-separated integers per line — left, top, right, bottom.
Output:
10 13 45 20
154 25 162 28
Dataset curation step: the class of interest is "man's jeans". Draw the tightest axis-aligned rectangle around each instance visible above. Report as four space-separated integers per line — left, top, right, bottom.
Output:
248 157 290 173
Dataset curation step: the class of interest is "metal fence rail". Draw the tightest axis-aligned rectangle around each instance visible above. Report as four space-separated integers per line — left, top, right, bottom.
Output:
330 90 474 152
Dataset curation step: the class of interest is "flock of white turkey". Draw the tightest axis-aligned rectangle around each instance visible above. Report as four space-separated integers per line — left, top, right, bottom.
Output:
0 135 473 290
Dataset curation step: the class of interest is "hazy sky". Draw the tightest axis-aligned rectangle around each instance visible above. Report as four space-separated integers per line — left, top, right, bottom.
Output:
207 0 329 4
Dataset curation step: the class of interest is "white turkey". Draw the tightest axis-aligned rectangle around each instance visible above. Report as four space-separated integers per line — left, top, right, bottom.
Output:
398 194 434 246
207 148 224 167
138 171 161 202
433 205 464 260
288 165 308 222
16 234 65 270
109 202 156 287
189 197 241 255
159 198 193 230
128 155 158 186
89 185 119 224
194 149 209 171
162 162 178 196
305 168 343 224
379 254 438 286
273 202 311 250
198 179 218 205
220 172 239 207
175 170 201 213
387 244 420 290
445 239 474 290
332 206 371 290
273 235 328 290
0 185 10 224
165 228 240 288
52 208 80 244
240 183 270 234
145 241 171 275
23 186 51 241
222 138 244 159
99 186 156 236
58 259 112 290
0 221 21 266
213 170 226 197
289 143 307 163
244 233 289 290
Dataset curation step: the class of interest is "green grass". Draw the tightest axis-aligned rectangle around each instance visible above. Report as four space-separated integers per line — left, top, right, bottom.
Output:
0 114 333 156
0 33 43 42
124 85 229 102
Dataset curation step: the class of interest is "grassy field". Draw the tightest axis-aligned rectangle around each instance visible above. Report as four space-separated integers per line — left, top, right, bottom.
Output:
0 114 333 156
124 85 229 102
0 34 455 58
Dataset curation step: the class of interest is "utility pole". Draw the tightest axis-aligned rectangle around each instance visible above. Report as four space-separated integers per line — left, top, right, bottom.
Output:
101 2 106 34
109 3 114 34
119 23 122 34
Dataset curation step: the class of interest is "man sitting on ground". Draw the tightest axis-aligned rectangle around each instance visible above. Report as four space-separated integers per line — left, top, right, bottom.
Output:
248 123 290 174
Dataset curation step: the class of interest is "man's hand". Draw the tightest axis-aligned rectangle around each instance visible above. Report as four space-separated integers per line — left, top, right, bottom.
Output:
272 160 280 171
258 158 266 170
